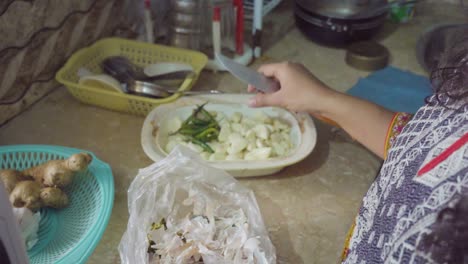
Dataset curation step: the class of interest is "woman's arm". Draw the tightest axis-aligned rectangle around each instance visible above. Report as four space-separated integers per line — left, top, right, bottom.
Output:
318 92 395 158
248 62 395 159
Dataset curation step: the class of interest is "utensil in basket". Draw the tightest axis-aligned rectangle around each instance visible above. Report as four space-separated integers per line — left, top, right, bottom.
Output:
101 56 194 83
126 80 223 98
56 37 208 116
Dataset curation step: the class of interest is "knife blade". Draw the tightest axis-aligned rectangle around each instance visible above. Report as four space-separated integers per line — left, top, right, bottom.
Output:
216 53 280 93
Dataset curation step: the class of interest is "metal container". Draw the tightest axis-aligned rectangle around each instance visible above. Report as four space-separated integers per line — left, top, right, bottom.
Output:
294 0 389 46
172 12 198 28
169 29 202 50
296 0 388 19
168 0 204 50
167 0 237 58
345 41 389 71
172 0 199 13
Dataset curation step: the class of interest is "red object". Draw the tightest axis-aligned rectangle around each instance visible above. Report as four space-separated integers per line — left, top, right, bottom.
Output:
234 0 244 55
213 6 221 21
417 131 468 176
144 0 151 9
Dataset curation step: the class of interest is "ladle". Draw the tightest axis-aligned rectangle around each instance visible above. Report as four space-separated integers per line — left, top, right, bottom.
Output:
125 80 223 98
101 56 194 84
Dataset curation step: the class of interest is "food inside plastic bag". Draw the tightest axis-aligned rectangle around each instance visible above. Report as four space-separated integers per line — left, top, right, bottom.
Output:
119 146 276 264
13 207 41 250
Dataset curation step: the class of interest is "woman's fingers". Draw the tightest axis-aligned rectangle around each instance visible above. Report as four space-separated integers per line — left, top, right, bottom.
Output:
247 62 289 92
248 93 280 108
247 63 287 107
257 63 285 78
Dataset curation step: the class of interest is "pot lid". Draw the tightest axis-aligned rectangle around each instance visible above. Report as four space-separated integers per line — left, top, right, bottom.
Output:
295 0 388 19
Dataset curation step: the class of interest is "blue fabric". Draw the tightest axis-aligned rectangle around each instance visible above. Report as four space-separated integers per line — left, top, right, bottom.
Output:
346 66 433 114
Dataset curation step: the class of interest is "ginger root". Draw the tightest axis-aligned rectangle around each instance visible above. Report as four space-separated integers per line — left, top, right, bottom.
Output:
10 180 42 211
5 152 91 211
40 187 69 209
0 169 33 194
23 152 92 188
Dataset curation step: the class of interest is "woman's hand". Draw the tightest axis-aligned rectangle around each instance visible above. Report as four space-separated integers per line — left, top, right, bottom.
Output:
247 61 396 159
247 62 336 115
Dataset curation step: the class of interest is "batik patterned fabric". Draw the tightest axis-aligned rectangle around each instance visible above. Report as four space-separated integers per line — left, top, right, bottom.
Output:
342 94 468 264
384 112 413 159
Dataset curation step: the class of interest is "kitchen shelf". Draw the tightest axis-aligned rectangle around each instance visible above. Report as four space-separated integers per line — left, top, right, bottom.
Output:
244 0 282 19
243 0 282 57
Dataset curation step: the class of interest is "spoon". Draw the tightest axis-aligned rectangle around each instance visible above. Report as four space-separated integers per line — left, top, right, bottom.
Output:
125 80 223 98
101 56 194 84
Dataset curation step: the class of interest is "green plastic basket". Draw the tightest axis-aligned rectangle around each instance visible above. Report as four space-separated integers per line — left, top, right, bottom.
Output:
0 145 114 264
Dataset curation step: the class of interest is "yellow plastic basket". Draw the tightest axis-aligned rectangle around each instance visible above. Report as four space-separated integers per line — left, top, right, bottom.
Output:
56 38 208 116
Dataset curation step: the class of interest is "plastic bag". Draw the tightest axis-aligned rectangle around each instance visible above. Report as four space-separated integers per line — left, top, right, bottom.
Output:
119 146 276 264
13 207 40 250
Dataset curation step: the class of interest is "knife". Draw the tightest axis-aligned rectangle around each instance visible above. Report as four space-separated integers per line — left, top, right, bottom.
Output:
216 53 280 93
217 54 340 127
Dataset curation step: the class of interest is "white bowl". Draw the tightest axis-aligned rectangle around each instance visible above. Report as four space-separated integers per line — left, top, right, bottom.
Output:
143 62 194 77
141 94 317 177
78 74 123 93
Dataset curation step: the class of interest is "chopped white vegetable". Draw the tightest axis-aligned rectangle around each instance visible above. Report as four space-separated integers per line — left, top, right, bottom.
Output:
163 108 294 161
256 138 267 148
230 112 242 123
165 135 186 153
253 124 270 140
209 141 228 155
240 123 251 136
199 152 211 160
166 117 182 133
209 152 227 161
246 142 256 152
231 123 242 133
185 142 204 153
241 117 256 128
218 124 231 142
227 133 248 154
217 113 229 126
273 119 289 131
226 152 244 161
272 142 288 157
244 147 272 160
164 135 183 153
281 131 291 142
253 111 272 124
245 129 256 141
165 140 179 153
266 124 275 133
270 132 282 143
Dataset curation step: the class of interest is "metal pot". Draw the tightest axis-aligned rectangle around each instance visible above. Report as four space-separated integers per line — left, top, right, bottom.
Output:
294 0 390 46
168 0 204 50
295 0 395 19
